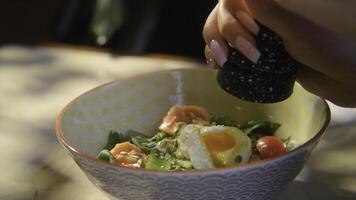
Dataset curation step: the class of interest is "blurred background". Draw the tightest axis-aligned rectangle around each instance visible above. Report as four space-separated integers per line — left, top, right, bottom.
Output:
1 1 356 200
0 0 216 58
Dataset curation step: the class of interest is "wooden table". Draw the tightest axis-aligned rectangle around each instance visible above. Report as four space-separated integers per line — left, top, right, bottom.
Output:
1 45 356 200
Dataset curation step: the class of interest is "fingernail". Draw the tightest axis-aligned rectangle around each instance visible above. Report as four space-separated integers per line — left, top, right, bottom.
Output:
234 36 261 63
205 53 217 70
209 40 227 67
207 57 218 69
206 48 218 69
236 11 259 35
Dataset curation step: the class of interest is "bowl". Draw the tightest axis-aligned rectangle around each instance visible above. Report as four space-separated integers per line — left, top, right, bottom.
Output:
56 68 330 200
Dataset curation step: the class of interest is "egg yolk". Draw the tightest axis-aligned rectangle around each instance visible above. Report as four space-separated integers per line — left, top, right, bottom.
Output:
202 132 236 167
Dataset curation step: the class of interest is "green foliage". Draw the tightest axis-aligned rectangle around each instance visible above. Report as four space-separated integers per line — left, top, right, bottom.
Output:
97 149 116 164
145 151 172 170
241 120 281 135
104 130 125 150
131 132 167 153
211 115 239 127
282 137 297 151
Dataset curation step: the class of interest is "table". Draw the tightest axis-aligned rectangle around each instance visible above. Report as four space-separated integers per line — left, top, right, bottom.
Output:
1 45 355 200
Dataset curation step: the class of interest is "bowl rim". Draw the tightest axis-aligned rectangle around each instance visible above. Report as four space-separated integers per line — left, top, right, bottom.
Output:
55 68 331 175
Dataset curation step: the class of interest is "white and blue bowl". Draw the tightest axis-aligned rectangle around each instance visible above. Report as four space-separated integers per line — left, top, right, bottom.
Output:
56 68 330 200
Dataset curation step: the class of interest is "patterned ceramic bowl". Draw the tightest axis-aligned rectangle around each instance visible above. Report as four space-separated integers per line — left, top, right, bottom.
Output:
56 68 330 200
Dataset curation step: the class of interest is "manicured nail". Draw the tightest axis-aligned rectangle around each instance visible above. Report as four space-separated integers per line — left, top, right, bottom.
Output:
236 11 259 35
207 57 218 69
206 49 219 69
234 36 261 63
209 40 227 67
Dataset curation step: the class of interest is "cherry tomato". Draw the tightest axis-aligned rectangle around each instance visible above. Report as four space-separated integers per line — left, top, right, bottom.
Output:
256 136 287 159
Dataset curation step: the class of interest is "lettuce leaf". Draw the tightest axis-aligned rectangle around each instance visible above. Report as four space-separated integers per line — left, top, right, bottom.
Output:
131 132 167 153
145 151 171 170
212 115 239 127
174 159 193 169
241 120 281 135
282 137 298 151
104 130 125 150
97 149 116 164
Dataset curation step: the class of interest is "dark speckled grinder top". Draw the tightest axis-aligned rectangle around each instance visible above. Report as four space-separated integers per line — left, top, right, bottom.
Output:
217 23 298 103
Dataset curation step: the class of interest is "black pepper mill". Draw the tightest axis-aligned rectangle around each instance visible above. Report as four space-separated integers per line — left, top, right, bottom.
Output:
217 23 298 103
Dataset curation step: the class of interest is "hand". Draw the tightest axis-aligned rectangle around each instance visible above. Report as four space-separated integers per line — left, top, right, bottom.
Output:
203 0 356 107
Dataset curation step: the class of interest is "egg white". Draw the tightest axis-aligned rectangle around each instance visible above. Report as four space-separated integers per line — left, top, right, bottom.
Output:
177 125 252 169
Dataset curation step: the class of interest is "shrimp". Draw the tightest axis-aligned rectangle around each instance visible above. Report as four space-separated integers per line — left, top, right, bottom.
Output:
110 142 145 168
159 105 211 135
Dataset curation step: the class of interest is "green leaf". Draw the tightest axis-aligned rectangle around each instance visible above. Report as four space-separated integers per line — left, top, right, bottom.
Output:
145 152 171 170
149 132 167 142
156 138 177 153
97 149 116 164
173 148 187 160
175 159 193 169
125 129 145 139
104 130 125 150
131 136 154 153
282 137 298 151
212 115 239 127
242 120 281 135
131 132 168 153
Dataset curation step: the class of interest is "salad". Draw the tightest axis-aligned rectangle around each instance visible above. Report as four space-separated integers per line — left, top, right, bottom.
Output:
97 105 297 171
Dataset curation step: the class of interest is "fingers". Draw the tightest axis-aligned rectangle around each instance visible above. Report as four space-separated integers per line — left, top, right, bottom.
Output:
217 0 256 45
203 3 223 45
275 0 356 40
203 0 261 64
202 0 356 107
205 45 218 69
217 0 261 63
203 4 228 67
221 0 259 35
297 65 356 107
